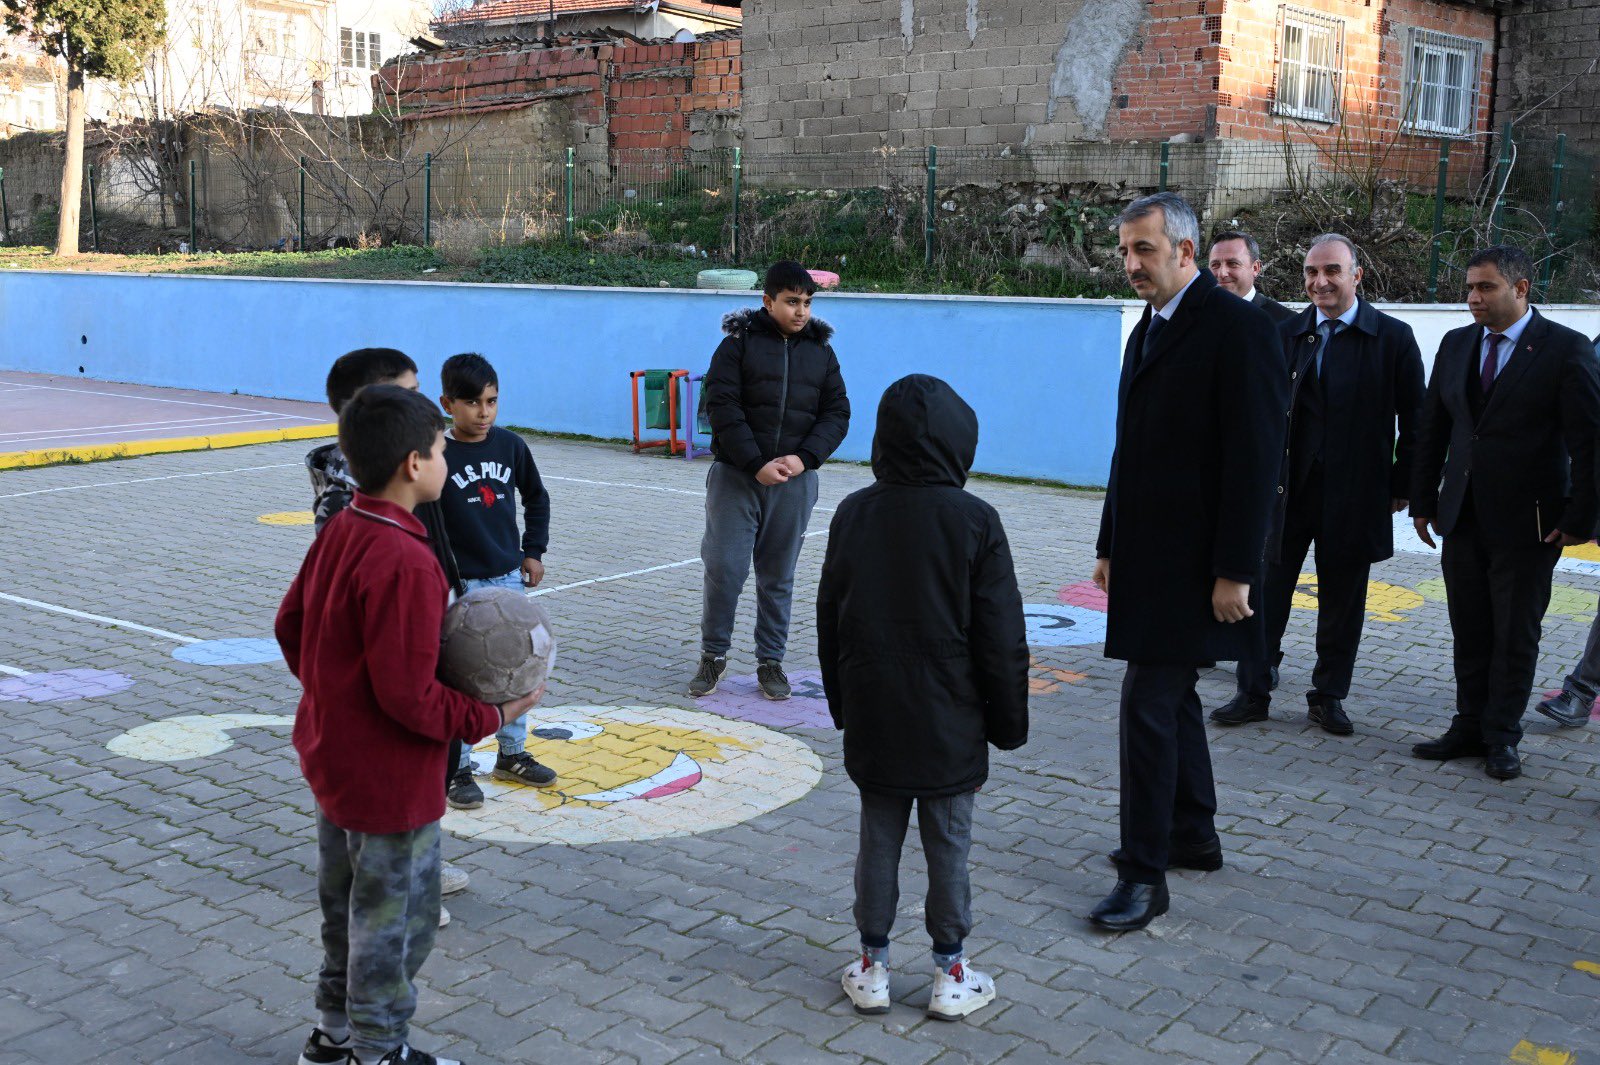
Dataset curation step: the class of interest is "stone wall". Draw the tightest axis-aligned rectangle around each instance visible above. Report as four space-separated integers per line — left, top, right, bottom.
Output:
1494 0 1600 160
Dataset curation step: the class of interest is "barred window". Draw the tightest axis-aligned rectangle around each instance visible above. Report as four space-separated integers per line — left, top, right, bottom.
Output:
1274 8 1344 123
1403 29 1483 137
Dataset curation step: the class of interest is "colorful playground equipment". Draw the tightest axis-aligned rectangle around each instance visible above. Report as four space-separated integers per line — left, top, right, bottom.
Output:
630 369 709 459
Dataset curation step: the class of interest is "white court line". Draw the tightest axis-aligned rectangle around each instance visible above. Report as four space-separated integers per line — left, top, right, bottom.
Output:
0 663 28 676
0 591 200 644
0 412 292 440
1 416 293 449
545 473 836 514
0 463 299 500
8 377 328 418
530 528 830 598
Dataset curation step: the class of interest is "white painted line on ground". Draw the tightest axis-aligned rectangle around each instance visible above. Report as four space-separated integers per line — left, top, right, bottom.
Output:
530 528 830 599
0 663 29 676
0 591 200 644
0 463 300 500
0 412 291 440
11 381 326 420
545 473 836 513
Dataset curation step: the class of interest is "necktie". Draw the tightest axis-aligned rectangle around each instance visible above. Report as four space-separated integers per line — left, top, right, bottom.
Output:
1140 313 1167 365
1315 320 1340 379
1481 333 1504 393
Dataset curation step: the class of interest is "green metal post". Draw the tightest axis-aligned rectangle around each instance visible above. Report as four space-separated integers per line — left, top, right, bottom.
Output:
422 152 432 246
924 145 937 268
1539 133 1566 296
87 163 100 252
1159 140 1170 192
729 146 742 260
1427 139 1450 300
564 147 575 242
298 156 307 253
187 159 196 252
1489 120 1512 245
0 167 8 245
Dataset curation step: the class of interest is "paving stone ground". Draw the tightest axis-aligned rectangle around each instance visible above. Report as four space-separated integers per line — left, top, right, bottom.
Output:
1 436 1598 1064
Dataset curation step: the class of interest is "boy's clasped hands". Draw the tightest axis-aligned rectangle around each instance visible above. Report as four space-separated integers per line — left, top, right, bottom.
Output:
756 454 806 485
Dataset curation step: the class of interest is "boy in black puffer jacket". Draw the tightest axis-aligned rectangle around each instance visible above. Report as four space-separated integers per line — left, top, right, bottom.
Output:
818 374 1029 1022
689 260 851 701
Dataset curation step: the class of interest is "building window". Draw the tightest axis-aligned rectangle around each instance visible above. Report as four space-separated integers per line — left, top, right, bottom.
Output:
1274 7 1344 123
340 28 383 70
1403 29 1482 138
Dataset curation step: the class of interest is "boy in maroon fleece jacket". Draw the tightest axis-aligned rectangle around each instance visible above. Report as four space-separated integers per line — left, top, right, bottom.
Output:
277 385 542 1065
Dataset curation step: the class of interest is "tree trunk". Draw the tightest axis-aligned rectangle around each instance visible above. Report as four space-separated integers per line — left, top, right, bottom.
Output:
54 68 87 257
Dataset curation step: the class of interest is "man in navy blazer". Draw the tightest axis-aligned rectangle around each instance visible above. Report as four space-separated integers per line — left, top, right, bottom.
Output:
1211 234 1425 736
1410 245 1600 779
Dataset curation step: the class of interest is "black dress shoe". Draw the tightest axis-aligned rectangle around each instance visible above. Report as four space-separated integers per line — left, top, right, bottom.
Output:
1269 664 1280 692
1484 744 1521 780
1411 731 1487 761
1088 880 1170 931
1535 690 1593 729
1210 693 1269 726
1108 839 1223 872
1307 695 1354 736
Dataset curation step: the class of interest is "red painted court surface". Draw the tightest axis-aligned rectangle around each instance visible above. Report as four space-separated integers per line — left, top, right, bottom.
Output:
0 371 330 454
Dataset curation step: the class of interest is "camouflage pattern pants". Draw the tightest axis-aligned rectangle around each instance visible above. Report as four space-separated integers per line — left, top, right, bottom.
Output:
314 809 441 1060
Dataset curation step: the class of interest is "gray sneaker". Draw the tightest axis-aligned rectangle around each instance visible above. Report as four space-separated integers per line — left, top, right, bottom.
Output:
689 654 727 697
757 659 791 701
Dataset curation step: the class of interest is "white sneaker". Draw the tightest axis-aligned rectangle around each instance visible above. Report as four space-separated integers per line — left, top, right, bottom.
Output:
926 959 996 1021
840 953 890 1015
440 862 469 896
362 1046 462 1065
437 905 451 929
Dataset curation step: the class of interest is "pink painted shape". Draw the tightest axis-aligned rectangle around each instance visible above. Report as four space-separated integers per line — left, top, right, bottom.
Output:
1058 580 1109 612
639 771 703 799
807 269 841 289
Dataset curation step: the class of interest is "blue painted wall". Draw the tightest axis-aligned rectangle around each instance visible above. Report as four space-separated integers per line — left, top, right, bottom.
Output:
0 272 1124 484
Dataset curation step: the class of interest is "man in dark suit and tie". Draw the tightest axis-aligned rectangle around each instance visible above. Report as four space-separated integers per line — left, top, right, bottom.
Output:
1211 234 1425 735
1090 193 1286 930
1208 231 1297 325
1411 245 1600 780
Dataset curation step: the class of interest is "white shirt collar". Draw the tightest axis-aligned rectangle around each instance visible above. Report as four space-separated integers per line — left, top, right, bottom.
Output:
1241 287 1258 304
1488 307 1535 348
1153 270 1202 321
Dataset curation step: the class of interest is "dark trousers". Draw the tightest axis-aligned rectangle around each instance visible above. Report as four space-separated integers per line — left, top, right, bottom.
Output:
1118 663 1218 885
1237 481 1371 701
1440 503 1559 746
853 790 974 954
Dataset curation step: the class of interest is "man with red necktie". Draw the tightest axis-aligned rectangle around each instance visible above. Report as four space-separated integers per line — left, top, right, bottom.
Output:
1410 245 1600 780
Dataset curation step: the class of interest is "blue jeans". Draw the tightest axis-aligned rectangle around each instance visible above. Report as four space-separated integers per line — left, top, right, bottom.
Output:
456 571 530 768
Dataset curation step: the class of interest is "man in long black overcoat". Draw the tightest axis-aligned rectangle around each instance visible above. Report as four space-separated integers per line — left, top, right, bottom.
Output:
1090 193 1288 931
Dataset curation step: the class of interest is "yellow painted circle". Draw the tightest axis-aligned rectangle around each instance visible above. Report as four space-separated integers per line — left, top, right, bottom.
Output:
258 511 315 526
1291 575 1425 623
442 704 822 846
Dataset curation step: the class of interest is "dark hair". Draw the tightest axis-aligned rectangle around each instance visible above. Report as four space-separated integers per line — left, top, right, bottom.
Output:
1209 231 1261 264
1467 245 1534 290
338 384 446 493
440 352 499 400
764 260 817 298
324 348 418 414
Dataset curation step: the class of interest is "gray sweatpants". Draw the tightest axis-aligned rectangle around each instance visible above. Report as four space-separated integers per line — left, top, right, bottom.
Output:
315 809 441 1061
701 460 819 662
1562 611 1600 704
853 790 975 957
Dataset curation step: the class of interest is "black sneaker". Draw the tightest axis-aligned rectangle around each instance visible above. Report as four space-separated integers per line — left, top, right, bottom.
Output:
493 752 558 787
371 1046 461 1065
757 659 791 701
688 653 727 698
446 768 484 810
298 1027 353 1065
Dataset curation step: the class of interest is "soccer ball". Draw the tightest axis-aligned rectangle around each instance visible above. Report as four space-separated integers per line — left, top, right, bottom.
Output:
439 588 558 705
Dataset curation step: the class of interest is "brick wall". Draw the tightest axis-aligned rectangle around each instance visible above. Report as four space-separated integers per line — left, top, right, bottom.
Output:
1494 0 1600 160
377 34 742 156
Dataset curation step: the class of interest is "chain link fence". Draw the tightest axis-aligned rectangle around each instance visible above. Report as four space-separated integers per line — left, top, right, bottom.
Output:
5 130 1591 301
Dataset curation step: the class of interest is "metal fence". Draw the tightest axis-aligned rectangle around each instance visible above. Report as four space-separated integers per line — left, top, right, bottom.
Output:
5 128 1591 301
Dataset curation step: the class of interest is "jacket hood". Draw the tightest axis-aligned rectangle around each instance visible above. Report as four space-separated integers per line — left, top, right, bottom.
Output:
870 374 977 488
722 306 835 344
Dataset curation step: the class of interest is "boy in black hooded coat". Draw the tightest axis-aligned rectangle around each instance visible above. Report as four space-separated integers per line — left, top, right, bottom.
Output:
817 374 1029 1021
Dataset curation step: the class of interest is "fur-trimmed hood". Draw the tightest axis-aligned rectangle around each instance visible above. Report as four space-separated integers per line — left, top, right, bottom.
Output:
721 307 834 345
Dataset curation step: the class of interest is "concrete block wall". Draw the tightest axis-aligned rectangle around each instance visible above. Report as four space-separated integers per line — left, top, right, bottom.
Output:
1494 0 1600 161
